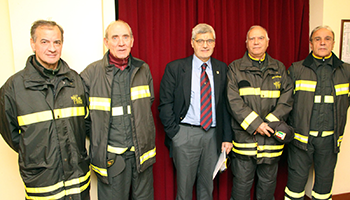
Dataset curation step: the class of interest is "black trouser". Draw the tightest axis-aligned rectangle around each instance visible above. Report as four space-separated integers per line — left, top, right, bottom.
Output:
98 152 154 200
230 156 278 200
285 135 337 200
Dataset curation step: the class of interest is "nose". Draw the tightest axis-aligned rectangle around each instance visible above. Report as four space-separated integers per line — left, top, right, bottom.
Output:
48 42 56 52
254 38 259 45
118 38 126 46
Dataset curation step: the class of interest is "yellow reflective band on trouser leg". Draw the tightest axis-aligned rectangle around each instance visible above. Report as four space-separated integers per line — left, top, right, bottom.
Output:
241 111 259 130
140 147 156 165
107 145 135 154
312 190 332 200
25 171 90 200
285 186 305 199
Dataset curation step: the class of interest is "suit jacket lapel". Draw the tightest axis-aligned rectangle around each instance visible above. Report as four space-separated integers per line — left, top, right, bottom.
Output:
183 56 193 108
211 58 221 106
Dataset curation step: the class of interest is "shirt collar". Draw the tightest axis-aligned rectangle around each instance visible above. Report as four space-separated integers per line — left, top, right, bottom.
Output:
193 54 211 70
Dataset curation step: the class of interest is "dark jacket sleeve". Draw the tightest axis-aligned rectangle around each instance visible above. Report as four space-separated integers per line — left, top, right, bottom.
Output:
0 79 20 152
80 68 92 139
158 63 180 139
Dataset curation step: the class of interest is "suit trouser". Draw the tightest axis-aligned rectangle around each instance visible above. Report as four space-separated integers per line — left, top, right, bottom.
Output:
285 135 337 200
97 152 154 200
172 125 217 200
230 156 278 200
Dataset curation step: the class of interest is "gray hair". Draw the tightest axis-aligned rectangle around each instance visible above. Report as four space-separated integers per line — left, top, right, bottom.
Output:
309 25 335 42
31 20 64 42
245 25 269 43
191 23 216 40
105 20 133 39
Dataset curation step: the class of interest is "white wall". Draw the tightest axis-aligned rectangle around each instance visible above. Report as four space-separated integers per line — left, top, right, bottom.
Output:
0 0 115 199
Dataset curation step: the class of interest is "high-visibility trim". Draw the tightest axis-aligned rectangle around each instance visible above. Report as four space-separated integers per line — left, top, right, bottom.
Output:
232 141 257 148
112 106 123 116
295 80 317 92
107 145 135 154
131 85 151 100
25 179 90 200
260 90 280 98
285 197 291 200
239 87 260 96
309 131 334 137
239 87 280 98
257 144 284 151
335 83 349 96
232 147 256 156
312 52 332 60
312 190 332 200
294 133 308 144
314 95 321 103
18 107 85 126
241 111 259 130
338 136 343 147
266 113 279 122
257 151 283 158
324 95 334 103
127 105 131 114
91 164 107 177
248 53 266 61
140 147 156 165
89 97 111 111
285 187 305 199
25 171 90 199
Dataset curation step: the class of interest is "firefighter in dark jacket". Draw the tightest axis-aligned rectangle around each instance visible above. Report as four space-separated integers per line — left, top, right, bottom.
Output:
285 26 350 200
80 20 156 200
0 20 90 200
227 25 293 200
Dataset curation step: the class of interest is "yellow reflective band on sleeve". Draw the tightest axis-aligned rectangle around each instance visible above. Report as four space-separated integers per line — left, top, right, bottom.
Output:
312 190 332 200
232 141 257 148
294 133 308 144
18 110 53 126
25 171 90 199
18 107 85 126
295 80 317 92
131 85 151 100
266 113 279 122
140 147 156 165
335 83 349 96
241 111 259 130
89 97 111 111
338 136 343 147
260 90 280 98
285 186 305 199
53 107 85 119
239 87 261 96
91 164 107 177
257 151 283 158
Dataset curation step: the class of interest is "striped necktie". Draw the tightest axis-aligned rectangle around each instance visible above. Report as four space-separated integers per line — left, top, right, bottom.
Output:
200 63 212 131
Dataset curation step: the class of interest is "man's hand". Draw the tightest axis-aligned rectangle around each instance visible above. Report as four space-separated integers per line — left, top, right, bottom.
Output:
221 142 233 154
254 122 274 137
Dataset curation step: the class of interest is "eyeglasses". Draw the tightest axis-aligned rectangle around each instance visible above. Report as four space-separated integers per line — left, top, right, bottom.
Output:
194 39 215 45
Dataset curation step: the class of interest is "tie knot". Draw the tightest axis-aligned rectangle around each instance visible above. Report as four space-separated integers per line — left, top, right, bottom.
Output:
201 63 208 71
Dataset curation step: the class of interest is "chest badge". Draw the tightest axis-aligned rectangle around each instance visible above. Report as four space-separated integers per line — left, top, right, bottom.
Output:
273 81 281 89
71 95 83 104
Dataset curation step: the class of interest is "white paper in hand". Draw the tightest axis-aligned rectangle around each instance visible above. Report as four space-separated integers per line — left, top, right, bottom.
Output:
212 151 227 180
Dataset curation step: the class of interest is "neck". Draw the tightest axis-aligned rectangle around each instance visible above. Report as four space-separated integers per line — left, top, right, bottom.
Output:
248 53 265 61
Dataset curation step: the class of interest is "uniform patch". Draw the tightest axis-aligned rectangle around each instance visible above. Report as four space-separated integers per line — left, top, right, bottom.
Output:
71 95 83 104
275 131 286 140
273 81 281 89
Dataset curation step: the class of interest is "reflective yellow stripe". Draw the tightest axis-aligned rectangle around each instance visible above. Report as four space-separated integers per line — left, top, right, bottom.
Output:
338 136 343 147
239 88 280 98
295 80 317 92
18 107 85 126
25 179 90 200
309 131 334 137
257 151 283 158
285 187 305 198
314 95 334 103
312 190 332 200
260 90 280 98
257 144 284 151
127 105 131 114
140 147 156 165
89 97 111 111
232 141 257 148
53 107 85 119
266 113 279 122
112 106 131 116
91 164 107 177
335 83 349 96
314 95 321 103
294 133 308 144
239 87 260 96
25 171 90 198
107 145 135 154
241 111 259 130
18 110 53 126
131 85 151 100
232 147 256 156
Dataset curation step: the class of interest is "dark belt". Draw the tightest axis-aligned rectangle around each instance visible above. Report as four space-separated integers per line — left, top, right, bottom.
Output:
180 123 201 128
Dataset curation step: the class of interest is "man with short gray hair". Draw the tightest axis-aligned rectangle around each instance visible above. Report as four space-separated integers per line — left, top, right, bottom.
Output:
285 25 350 200
159 23 232 200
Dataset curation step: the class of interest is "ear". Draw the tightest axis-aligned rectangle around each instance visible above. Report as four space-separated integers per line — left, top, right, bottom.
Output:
103 38 108 48
131 37 134 48
30 38 36 53
191 39 194 48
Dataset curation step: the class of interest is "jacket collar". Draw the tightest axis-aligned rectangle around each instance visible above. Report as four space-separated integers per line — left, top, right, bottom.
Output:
302 51 343 69
239 51 278 71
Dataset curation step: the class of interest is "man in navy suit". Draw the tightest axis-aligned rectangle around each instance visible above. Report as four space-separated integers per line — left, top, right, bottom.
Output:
158 23 233 200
